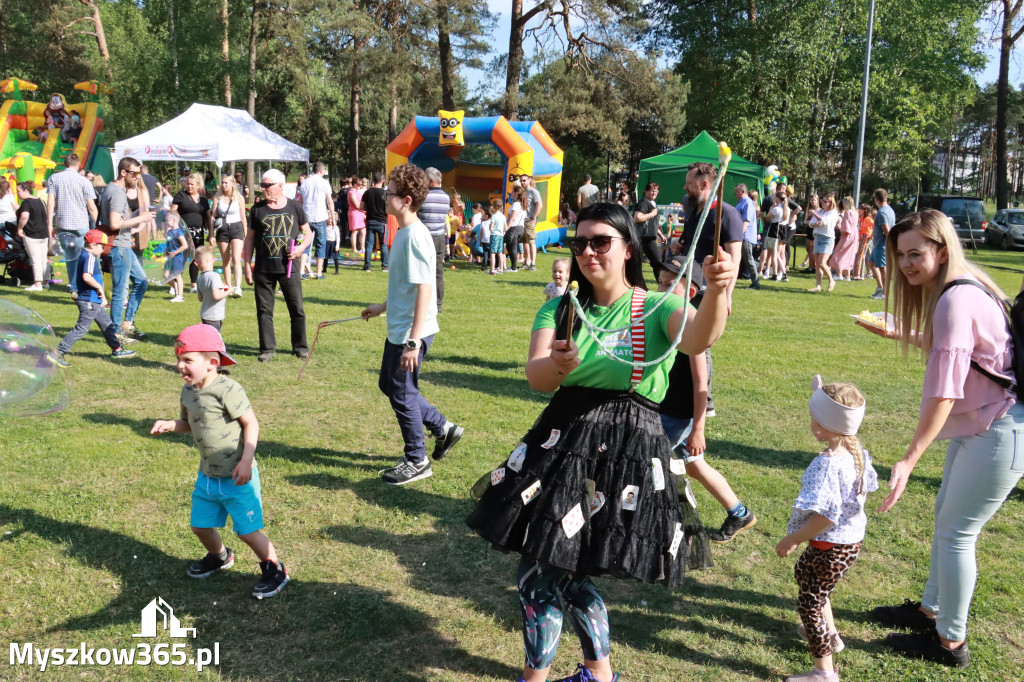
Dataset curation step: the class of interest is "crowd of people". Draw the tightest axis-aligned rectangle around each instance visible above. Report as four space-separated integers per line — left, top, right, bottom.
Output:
4 155 1022 682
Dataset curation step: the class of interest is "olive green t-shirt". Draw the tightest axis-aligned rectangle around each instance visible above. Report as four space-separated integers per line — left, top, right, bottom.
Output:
532 288 690 402
179 375 253 478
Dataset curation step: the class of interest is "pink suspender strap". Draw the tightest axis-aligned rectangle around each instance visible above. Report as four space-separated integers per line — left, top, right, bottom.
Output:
629 287 646 388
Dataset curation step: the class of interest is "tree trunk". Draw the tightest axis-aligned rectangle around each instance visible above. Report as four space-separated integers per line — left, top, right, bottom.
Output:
79 0 113 82
389 83 399 142
438 1 454 109
503 0 531 121
995 0 1021 209
247 0 260 195
221 0 231 107
349 49 363 175
168 0 179 93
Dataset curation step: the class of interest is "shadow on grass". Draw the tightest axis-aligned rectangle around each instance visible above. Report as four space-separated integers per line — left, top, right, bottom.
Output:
75 351 175 373
420 369 547 404
80 413 393 471
0 503 516 681
301 296 378 309
428 353 524 373
710 440 946 490
296 470 792 679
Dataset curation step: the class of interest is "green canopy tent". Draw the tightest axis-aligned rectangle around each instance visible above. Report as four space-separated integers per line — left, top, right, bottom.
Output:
637 131 764 206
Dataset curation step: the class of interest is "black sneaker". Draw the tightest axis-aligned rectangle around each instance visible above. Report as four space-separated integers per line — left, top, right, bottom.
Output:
187 548 235 578
885 630 970 668
258 352 275 363
55 352 71 368
710 509 757 543
381 458 432 485
872 600 938 630
432 422 464 460
294 350 309 360
253 560 290 598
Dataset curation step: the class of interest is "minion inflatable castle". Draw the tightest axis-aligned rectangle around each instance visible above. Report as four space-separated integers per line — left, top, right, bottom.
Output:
386 111 566 248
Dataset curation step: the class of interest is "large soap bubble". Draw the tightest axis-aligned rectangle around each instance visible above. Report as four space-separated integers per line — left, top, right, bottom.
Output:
0 299 70 417
162 212 194 284
55 231 84 263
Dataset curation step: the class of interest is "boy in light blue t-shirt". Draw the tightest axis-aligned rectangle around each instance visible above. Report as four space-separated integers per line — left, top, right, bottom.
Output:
361 164 463 486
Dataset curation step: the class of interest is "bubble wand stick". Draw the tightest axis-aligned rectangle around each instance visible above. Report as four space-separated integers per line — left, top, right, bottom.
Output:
713 142 732 263
563 281 578 349
286 239 295 278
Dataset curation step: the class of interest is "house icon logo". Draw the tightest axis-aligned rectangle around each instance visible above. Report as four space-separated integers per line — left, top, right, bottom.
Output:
132 597 196 638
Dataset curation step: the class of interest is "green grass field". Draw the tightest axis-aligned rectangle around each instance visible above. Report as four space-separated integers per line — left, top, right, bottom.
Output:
2 246 1023 681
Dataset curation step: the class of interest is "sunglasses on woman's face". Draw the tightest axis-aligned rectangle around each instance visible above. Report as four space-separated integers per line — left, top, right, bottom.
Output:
568 235 624 256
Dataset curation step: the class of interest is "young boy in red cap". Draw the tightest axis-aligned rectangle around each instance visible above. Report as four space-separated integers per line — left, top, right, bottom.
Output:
151 324 289 598
55 229 136 366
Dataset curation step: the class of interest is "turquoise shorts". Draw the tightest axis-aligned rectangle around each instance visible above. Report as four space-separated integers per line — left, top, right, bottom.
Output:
190 464 264 536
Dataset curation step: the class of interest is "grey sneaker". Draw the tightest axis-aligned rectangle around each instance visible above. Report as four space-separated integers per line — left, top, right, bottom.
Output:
116 333 138 346
55 352 71 368
258 352 275 363
381 458 432 486
797 624 845 653
870 287 885 300
111 348 137 359
121 322 146 340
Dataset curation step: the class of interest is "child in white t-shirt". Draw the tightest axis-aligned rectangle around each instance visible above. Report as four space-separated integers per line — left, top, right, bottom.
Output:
543 258 569 300
487 203 506 275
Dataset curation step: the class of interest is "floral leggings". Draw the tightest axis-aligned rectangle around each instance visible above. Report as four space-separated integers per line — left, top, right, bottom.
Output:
794 542 861 657
517 558 611 670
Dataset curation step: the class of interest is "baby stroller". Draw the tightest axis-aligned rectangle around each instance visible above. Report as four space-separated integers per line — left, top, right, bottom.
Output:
0 222 35 287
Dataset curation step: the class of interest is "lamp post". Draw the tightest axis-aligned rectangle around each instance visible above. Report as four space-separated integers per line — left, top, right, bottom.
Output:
852 0 876 204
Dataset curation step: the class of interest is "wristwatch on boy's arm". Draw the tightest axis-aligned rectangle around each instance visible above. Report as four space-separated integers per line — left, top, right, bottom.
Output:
405 338 421 350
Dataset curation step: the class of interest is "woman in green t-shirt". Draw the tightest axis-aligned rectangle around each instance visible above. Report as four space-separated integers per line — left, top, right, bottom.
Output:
467 203 735 682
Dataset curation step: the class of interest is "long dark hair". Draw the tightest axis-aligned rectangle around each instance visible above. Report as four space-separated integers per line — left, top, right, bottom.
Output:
555 202 645 340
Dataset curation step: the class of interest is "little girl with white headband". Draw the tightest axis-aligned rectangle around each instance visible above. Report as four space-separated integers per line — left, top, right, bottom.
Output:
776 376 879 682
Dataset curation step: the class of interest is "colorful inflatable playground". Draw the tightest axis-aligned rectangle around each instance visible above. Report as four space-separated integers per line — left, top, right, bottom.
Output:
386 111 566 248
0 78 113 189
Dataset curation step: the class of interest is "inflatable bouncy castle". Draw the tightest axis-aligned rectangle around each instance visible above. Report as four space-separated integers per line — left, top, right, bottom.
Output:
386 113 565 248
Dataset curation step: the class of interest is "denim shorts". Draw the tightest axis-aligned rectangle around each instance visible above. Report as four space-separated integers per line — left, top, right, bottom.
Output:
660 413 703 463
813 233 834 255
190 464 264 536
310 221 327 259
871 240 886 268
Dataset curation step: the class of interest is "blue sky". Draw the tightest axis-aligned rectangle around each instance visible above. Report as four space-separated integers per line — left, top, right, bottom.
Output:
467 3 1021 95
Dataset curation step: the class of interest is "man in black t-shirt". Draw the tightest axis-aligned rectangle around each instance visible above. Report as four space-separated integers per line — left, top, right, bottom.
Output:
681 162 744 297
242 168 313 362
360 171 388 272
633 182 663 280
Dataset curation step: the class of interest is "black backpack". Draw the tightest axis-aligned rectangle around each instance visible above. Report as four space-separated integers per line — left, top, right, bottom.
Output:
941 278 1024 402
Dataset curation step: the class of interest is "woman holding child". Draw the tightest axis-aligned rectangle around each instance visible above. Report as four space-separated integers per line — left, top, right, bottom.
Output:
467 203 735 682
857 209 1024 670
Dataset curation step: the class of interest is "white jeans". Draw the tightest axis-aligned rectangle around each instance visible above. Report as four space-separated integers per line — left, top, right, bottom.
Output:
23 236 49 282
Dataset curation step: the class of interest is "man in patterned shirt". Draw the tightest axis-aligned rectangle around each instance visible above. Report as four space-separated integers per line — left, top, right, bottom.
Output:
47 153 97 297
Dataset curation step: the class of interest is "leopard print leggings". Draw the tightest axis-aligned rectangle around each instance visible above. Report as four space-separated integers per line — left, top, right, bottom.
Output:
794 542 861 657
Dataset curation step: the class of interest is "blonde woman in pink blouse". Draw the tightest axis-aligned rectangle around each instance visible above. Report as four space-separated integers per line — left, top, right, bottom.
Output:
828 196 858 280
856 209 1022 670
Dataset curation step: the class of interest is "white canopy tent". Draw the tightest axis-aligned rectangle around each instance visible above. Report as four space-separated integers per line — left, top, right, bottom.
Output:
113 103 309 166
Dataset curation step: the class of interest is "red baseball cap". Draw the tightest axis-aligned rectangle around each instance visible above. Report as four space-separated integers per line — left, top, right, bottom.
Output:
83 229 107 244
174 324 237 366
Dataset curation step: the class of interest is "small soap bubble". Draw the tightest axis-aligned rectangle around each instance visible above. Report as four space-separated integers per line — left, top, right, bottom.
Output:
213 601 217 606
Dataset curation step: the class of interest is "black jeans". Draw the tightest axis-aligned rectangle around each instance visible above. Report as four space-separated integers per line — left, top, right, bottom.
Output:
253 268 307 354
431 233 446 313
505 227 524 269
639 236 662 280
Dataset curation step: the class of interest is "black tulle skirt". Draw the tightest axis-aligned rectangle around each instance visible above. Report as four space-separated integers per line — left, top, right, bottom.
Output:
466 385 711 587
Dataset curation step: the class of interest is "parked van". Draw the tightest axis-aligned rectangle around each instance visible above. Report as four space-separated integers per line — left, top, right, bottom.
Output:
901 194 987 244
